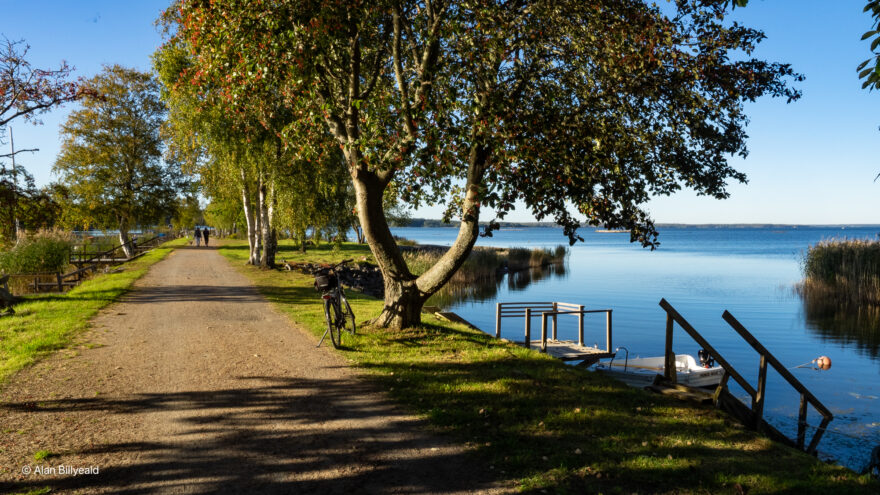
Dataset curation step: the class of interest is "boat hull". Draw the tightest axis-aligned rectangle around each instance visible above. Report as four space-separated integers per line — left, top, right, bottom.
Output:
594 354 724 388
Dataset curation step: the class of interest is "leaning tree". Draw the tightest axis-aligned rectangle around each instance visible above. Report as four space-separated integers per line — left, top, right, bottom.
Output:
54 65 181 256
169 0 802 328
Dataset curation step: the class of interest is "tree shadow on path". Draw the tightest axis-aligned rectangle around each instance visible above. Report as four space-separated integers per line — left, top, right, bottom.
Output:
1 375 503 494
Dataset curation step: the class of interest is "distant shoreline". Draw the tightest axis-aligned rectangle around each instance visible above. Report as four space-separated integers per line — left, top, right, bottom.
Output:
397 219 880 229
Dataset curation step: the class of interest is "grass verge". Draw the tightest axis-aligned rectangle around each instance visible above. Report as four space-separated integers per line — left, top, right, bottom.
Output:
0 237 187 384
220 239 877 494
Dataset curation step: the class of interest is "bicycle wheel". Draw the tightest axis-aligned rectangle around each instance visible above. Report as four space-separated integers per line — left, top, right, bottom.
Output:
341 298 356 335
324 298 342 348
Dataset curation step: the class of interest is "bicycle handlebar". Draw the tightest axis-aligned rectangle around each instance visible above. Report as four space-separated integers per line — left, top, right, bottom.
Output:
312 258 354 275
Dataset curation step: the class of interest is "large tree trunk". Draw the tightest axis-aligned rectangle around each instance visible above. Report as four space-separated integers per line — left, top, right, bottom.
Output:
350 149 486 329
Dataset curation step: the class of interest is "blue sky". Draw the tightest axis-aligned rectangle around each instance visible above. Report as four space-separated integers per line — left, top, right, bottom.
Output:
1 0 879 225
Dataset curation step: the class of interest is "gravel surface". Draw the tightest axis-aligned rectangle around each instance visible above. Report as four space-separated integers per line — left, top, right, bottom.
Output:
0 246 508 494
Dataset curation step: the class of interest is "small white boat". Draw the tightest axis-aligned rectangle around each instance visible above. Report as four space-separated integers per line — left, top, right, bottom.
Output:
594 354 724 388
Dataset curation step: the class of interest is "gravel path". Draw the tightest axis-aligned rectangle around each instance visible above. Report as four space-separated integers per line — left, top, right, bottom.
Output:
0 246 507 494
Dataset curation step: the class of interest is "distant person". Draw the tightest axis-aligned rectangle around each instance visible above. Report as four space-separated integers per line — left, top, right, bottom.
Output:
194 226 201 247
202 227 209 246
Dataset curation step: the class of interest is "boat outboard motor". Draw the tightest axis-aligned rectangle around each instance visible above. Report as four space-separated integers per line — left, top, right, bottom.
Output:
698 349 715 368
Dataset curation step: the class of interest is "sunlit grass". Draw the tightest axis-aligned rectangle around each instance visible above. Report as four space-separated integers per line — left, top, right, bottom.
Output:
220 239 877 494
0 237 187 384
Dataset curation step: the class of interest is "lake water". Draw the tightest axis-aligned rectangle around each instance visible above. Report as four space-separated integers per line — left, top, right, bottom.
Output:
390 225 880 472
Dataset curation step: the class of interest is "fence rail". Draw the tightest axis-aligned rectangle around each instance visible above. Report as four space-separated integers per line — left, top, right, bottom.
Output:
6 233 173 295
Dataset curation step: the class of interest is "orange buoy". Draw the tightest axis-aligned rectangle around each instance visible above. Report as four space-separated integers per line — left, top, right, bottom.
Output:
815 355 832 370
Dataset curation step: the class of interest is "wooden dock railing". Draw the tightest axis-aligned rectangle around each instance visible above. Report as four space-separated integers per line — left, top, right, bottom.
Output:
495 301 612 351
659 298 833 454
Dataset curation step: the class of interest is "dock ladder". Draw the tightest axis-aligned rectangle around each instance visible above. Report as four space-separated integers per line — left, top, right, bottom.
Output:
659 298 833 454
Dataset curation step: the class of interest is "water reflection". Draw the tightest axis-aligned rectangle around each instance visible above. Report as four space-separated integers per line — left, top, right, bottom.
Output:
802 296 880 359
427 263 568 309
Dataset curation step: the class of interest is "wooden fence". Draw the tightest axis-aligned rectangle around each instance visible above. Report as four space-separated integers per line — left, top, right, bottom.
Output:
6 233 173 295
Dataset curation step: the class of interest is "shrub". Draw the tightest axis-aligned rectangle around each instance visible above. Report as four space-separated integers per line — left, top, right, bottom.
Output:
0 230 73 274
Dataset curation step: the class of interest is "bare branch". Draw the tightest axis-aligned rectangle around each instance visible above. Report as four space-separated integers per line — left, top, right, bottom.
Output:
0 148 39 159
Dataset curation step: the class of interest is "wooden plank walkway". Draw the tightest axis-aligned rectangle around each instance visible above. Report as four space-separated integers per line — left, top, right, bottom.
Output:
531 340 614 363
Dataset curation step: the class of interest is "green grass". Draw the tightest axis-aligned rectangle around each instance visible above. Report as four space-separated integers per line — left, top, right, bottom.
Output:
220 239 878 494
0 237 186 384
32 449 53 461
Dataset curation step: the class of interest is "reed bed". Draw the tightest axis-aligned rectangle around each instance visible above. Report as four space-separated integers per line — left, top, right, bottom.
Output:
800 238 880 307
403 245 567 285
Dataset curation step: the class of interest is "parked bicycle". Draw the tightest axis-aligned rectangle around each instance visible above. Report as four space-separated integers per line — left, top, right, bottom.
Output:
312 259 356 348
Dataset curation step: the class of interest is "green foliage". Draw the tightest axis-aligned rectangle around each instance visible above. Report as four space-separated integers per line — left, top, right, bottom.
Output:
53 65 181 234
0 166 62 243
203 196 241 234
169 0 803 327
170 0 802 247
0 230 73 274
171 195 204 230
860 1 880 91
404 245 566 282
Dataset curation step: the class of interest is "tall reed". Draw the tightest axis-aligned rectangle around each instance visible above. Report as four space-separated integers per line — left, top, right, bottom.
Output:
800 238 880 307
403 245 568 285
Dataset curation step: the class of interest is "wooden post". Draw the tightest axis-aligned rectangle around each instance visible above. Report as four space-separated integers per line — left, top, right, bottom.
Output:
551 302 558 341
524 308 531 349
541 313 548 351
33 275 38 293
806 416 831 455
797 393 807 450
606 310 613 353
56 272 63 292
754 353 768 429
713 371 731 406
578 305 584 347
664 311 676 383
495 303 501 339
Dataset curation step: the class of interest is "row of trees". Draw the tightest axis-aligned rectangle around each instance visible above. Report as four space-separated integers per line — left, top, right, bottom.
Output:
161 0 802 328
1 31 389 265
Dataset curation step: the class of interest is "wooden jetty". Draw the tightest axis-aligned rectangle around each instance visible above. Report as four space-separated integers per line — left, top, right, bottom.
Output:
495 302 615 365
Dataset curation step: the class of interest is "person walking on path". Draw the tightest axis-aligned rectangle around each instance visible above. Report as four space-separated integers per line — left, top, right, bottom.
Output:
194 226 201 247
202 227 210 246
